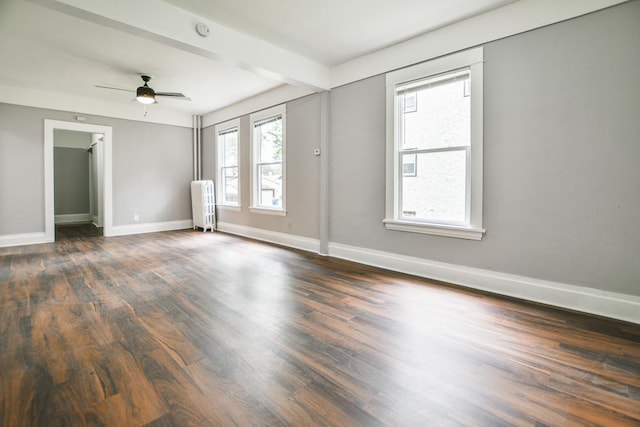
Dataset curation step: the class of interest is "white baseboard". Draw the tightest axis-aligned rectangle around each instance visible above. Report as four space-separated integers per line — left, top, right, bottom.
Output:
217 221 320 253
110 219 193 237
55 213 92 224
0 232 50 248
328 242 640 325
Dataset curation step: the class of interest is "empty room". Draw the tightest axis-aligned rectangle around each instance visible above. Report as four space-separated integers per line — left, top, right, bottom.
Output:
1 0 639 425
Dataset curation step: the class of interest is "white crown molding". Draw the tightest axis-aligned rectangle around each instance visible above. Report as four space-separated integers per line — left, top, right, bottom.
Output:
330 0 629 88
0 84 193 127
0 232 50 248
328 242 640 325
13 0 626 125
202 0 628 123
202 85 314 128
35 0 626 96
217 221 320 254
110 219 193 236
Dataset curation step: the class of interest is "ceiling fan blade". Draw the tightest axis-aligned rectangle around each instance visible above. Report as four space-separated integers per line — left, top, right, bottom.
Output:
95 85 135 93
155 92 191 101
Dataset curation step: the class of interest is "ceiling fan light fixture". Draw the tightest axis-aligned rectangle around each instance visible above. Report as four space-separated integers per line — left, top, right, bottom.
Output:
136 85 156 104
97 74 188 106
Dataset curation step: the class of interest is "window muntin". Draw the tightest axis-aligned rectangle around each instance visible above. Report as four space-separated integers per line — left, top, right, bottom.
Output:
250 105 286 213
384 48 484 240
215 119 240 207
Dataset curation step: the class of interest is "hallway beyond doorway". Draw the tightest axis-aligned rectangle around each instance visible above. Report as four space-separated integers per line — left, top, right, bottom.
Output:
55 223 103 240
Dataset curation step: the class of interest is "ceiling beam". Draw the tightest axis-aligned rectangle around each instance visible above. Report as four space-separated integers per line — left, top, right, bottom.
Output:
28 0 331 91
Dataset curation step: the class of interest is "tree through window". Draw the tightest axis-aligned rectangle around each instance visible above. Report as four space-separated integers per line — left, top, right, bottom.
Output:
250 105 286 213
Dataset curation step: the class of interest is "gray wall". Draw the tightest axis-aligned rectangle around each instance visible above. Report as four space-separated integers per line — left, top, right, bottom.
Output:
0 105 44 234
0 103 193 235
330 1 640 295
54 129 91 149
112 120 193 225
54 147 90 215
330 75 387 247
202 94 322 239
1 2 637 299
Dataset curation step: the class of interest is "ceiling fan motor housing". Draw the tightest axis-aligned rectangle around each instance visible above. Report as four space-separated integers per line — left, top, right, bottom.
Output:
136 82 156 104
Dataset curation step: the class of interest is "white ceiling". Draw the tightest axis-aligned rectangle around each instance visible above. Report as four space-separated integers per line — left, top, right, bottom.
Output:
0 0 621 122
162 0 517 66
0 0 282 116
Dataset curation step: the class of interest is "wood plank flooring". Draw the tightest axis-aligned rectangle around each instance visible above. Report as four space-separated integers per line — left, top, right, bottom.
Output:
55 223 103 241
1 230 639 426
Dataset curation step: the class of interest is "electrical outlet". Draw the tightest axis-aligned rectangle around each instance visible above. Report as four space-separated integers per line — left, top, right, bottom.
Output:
133 214 139 222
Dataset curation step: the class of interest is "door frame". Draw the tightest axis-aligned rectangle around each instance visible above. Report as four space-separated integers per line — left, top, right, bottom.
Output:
44 120 113 240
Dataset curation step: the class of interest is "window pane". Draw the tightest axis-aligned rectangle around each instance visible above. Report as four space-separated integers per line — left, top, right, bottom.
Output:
256 117 282 163
257 163 282 208
401 150 467 223
222 130 238 167
399 71 470 151
222 166 238 203
402 153 417 177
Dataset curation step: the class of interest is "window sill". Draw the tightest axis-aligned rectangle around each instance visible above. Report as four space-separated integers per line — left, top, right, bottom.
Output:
249 207 286 216
383 219 485 240
216 204 241 212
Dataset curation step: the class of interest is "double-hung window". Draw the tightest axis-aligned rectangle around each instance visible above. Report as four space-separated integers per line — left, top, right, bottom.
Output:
384 47 485 240
250 105 286 215
215 118 240 208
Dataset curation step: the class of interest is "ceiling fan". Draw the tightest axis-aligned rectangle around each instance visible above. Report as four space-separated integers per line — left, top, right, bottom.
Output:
96 74 191 104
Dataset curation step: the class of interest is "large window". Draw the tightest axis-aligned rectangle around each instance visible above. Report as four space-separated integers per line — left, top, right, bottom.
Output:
250 105 286 214
215 119 240 208
384 48 485 240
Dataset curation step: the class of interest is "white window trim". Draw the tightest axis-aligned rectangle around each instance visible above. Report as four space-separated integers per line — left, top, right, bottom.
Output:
248 207 287 216
215 118 241 208
384 47 485 240
250 104 286 214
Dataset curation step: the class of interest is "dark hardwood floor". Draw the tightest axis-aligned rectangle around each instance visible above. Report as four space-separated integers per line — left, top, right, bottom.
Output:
55 223 103 241
1 230 639 426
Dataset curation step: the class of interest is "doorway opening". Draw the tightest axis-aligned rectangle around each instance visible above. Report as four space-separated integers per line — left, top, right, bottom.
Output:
53 130 104 240
44 120 113 242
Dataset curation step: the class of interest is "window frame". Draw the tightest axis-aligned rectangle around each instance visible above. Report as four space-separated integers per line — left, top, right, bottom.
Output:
383 47 485 240
215 118 241 210
249 104 286 216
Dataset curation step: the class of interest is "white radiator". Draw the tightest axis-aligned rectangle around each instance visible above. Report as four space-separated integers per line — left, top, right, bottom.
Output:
191 180 216 232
